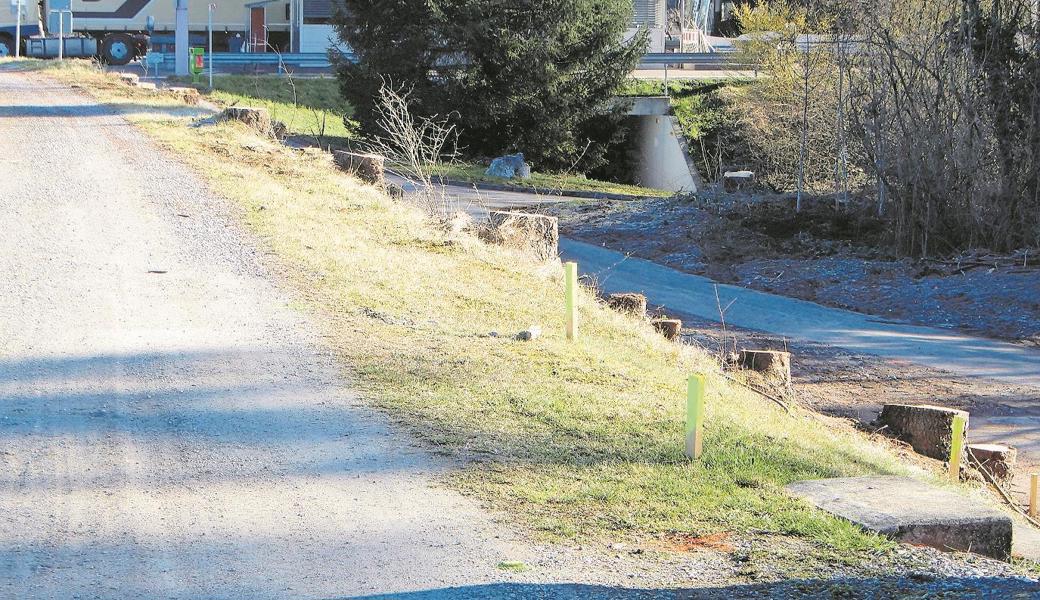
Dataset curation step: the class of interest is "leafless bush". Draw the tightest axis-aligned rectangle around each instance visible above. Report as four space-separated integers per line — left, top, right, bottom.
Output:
365 78 460 218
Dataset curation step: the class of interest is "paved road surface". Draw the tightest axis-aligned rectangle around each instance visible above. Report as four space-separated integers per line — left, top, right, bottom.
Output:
561 239 1040 388
0 70 606 599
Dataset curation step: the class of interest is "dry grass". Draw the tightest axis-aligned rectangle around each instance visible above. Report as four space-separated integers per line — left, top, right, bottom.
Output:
22 59 968 569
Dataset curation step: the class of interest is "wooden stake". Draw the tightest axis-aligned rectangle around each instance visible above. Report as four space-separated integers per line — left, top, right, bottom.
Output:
1030 473 1038 518
948 414 966 481
564 261 578 341
685 374 705 460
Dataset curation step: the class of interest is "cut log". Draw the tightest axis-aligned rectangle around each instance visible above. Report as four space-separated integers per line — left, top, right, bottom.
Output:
967 443 1017 481
652 318 682 341
220 106 273 136
167 86 200 105
878 404 970 461
738 349 791 387
606 293 647 318
332 151 386 185
480 211 558 261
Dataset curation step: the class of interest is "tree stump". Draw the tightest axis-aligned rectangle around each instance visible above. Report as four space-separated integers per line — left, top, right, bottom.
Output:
878 404 970 461
480 211 559 261
607 293 647 318
333 151 386 185
652 318 682 341
117 73 139 86
167 86 200 105
220 106 273 136
967 443 1017 481
738 349 791 388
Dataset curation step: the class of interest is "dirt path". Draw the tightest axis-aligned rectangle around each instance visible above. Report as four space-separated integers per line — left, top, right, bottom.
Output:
0 70 626 598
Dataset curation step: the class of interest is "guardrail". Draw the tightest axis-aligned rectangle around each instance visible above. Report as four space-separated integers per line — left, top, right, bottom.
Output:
146 51 756 72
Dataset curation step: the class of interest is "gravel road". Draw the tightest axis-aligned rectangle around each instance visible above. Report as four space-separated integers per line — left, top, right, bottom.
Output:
0 70 609 598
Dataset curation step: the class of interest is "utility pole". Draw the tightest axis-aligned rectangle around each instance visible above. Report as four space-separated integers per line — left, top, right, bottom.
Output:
175 0 189 76
13 0 21 57
208 3 215 88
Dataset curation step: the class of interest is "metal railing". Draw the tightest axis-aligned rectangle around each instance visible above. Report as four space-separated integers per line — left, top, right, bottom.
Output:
145 51 757 72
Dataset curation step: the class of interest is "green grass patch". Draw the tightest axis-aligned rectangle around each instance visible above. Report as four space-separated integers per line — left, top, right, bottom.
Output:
175 74 356 141
42 62 928 567
432 163 672 198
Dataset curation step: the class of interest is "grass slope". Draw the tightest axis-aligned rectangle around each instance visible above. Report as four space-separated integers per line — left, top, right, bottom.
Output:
29 60 936 570
174 73 355 141
432 163 673 198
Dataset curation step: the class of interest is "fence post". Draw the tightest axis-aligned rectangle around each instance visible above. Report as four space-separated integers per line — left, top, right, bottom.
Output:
685 374 705 460
564 261 578 341
1030 473 1038 518
948 414 966 481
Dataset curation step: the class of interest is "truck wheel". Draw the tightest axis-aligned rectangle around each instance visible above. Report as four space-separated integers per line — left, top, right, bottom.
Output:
0 35 13 58
102 34 135 65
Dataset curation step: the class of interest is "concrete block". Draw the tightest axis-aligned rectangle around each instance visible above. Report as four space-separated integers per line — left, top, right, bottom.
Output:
333 151 386 185
967 443 1017 481
652 318 682 341
787 476 1012 560
723 170 754 192
480 211 558 261
607 293 647 318
878 404 969 461
738 349 791 387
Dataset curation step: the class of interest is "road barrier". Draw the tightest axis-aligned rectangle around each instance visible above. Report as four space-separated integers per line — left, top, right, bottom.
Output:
144 51 757 72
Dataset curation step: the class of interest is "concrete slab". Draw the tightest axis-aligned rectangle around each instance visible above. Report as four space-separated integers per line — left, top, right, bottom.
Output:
786 476 1012 560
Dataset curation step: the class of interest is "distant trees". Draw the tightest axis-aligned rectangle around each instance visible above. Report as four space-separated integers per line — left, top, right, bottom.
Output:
334 0 647 171
732 0 1040 255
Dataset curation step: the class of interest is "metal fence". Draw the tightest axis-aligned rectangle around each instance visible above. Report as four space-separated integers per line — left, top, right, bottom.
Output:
147 51 756 72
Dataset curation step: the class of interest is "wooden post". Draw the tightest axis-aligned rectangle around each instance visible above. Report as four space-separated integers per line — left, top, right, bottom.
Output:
948 414 966 481
1030 473 1038 518
685 374 705 460
564 261 578 341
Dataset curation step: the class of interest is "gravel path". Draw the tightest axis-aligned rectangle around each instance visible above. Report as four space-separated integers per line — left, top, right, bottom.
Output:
0 70 601 598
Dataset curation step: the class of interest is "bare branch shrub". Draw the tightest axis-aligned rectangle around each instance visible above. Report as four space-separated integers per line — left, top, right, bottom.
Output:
364 78 461 218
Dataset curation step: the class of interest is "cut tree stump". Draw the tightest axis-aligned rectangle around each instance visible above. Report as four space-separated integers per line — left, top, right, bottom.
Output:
480 211 559 261
606 293 647 318
967 443 1017 481
117 73 139 86
878 404 969 461
332 151 386 185
220 106 273 136
167 86 200 105
738 349 791 387
652 318 682 341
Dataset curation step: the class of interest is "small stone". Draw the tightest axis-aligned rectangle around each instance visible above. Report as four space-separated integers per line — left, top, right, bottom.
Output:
485 153 532 179
515 326 542 341
723 170 755 192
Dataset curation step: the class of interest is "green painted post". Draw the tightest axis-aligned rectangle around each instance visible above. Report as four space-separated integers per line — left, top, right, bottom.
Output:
686 374 705 460
949 414 967 481
565 261 578 340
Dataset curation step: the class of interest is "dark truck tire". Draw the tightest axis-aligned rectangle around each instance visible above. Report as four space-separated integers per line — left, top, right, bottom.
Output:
101 33 135 65
0 34 14 58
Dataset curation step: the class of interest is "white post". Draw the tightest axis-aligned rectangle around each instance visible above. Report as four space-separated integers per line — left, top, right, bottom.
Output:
175 0 189 76
208 3 215 88
14 0 21 58
57 10 63 60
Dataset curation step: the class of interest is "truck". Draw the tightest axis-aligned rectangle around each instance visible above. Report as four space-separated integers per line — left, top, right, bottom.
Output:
1 0 293 64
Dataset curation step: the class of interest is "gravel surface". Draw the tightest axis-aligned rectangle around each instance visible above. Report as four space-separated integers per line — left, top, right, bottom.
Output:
0 69 642 598
1 68 1036 598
